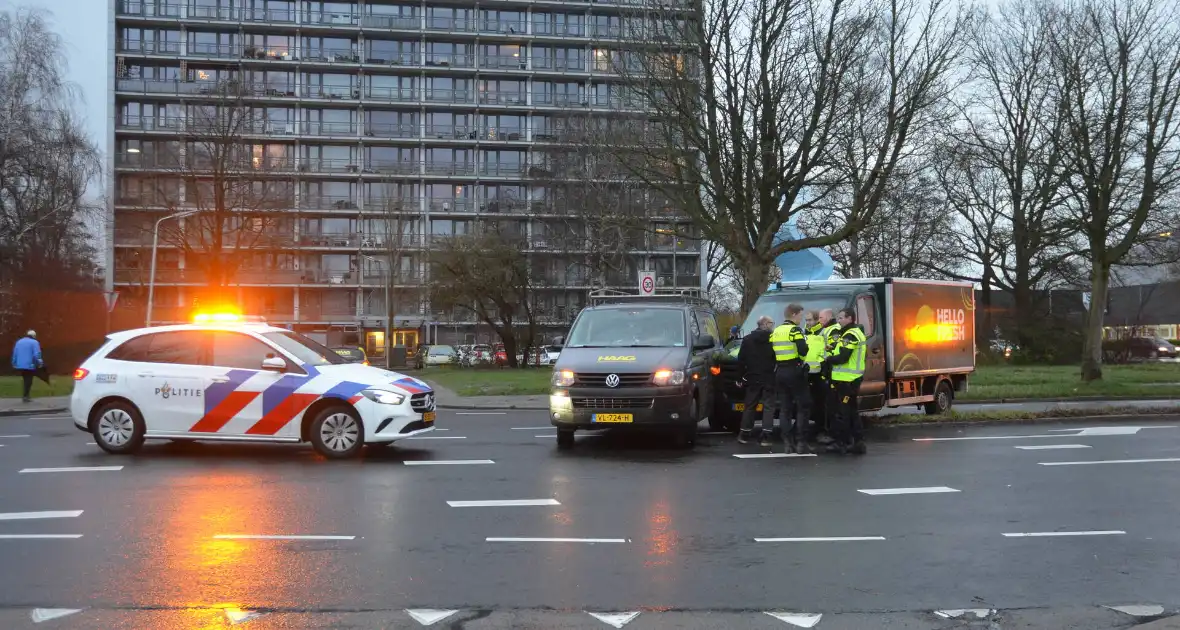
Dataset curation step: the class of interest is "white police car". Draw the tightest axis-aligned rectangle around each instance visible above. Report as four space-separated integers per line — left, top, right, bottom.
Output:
70 317 436 459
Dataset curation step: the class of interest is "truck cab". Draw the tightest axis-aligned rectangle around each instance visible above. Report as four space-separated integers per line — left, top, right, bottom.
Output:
715 278 974 431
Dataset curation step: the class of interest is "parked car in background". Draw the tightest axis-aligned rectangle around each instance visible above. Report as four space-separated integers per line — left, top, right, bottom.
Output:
472 345 493 364
423 344 458 367
331 347 369 365
1129 337 1178 360
539 345 562 365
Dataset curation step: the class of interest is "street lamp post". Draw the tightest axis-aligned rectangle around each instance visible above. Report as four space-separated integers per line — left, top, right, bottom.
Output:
147 209 201 327
362 255 391 367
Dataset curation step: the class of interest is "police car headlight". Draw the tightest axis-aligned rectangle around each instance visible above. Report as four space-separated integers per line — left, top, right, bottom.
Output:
361 389 406 405
653 369 685 386
552 370 575 387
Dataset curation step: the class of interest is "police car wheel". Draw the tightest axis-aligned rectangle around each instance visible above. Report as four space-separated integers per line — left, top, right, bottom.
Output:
310 407 365 459
93 401 145 455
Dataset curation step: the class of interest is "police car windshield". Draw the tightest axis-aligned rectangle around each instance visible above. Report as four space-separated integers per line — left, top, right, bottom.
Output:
263 331 349 366
566 308 686 348
741 294 849 334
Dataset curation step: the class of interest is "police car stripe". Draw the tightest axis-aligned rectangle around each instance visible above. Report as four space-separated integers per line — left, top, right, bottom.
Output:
261 371 315 417
190 390 260 433
203 370 256 415
245 393 319 436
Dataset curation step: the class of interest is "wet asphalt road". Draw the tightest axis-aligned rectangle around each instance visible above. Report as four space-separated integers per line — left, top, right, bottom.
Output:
2 411 1180 629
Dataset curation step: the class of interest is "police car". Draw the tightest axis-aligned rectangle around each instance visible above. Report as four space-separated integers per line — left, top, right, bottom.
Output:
70 315 437 459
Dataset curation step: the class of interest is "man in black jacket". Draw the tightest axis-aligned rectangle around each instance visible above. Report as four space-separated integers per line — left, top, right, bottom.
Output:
737 315 776 444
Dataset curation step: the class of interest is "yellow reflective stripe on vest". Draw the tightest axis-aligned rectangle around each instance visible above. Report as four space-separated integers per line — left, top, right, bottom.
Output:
831 327 867 382
821 323 842 356
769 323 802 362
804 333 825 372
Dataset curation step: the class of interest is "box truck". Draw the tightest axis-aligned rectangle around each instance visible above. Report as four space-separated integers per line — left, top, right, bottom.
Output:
713 278 976 431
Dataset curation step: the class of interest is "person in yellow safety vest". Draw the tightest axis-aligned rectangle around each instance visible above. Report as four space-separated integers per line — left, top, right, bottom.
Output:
823 307 868 455
813 308 842 444
768 303 811 454
802 310 831 444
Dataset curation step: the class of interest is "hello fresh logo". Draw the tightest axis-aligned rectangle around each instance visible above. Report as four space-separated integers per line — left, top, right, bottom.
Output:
154 382 203 399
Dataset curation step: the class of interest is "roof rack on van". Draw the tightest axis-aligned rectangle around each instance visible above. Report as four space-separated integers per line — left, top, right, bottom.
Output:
587 288 710 307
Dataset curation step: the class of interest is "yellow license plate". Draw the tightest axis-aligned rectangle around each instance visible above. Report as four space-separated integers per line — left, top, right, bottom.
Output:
423 411 436 423
593 413 633 423
732 403 763 411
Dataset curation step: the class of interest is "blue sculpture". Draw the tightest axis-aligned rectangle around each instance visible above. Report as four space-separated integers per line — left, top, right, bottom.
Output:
770 216 834 287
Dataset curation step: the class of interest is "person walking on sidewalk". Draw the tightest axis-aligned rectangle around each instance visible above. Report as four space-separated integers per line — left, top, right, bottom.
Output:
770 304 811 454
11 330 44 403
736 316 776 445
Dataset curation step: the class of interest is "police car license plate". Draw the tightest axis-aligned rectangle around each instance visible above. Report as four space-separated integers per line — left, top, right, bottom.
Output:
732 403 763 411
423 412 436 423
593 413 633 423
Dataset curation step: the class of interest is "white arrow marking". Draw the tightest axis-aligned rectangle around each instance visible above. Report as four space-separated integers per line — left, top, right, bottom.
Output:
587 611 640 628
934 609 993 619
764 611 823 627
225 608 265 624
1104 605 1165 617
406 609 459 625
31 608 82 623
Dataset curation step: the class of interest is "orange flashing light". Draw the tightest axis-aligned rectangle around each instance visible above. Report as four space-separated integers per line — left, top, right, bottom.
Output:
193 311 242 324
73 368 90 381
709 365 721 376
904 323 966 345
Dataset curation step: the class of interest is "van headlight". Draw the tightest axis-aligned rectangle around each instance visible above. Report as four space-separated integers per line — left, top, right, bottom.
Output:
653 369 685 386
361 389 406 405
552 370 575 387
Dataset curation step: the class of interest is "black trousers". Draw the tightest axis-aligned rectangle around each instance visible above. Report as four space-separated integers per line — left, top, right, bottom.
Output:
831 379 863 445
20 370 35 398
808 372 828 439
774 361 811 440
738 378 774 435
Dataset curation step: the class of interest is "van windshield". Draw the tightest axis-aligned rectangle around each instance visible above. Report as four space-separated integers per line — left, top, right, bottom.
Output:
567 308 686 348
740 294 851 336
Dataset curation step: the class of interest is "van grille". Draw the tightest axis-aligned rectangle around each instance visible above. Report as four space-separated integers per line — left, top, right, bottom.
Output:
571 397 654 409
574 373 652 387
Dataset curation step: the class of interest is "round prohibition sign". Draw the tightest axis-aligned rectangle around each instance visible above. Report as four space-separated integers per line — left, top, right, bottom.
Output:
642 276 655 293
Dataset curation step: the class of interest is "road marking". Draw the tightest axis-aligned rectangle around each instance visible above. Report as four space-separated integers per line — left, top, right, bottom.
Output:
31 608 83 623
487 537 627 543
587 611 640 628
1040 458 1180 466
406 609 459 626
914 434 1072 441
535 434 557 438
1014 444 1092 450
0 511 83 521
404 460 494 466
698 431 733 435
0 534 83 539
404 436 466 440
755 536 886 542
764 611 823 627
935 609 993 619
1002 530 1125 537
86 442 96 446
858 486 959 495
19 466 124 473
212 534 356 540
458 412 506 415
0 434 30 438
511 426 554 430
448 499 559 507
225 608 265 625
733 453 817 459
1104 604 1165 617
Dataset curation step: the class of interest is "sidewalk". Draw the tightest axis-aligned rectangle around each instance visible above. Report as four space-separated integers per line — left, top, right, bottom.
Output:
0 396 70 417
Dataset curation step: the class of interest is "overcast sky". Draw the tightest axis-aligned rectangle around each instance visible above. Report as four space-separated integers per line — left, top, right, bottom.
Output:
36 0 108 161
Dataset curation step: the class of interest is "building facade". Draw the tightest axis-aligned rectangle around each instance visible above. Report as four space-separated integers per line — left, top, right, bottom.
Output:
110 0 703 357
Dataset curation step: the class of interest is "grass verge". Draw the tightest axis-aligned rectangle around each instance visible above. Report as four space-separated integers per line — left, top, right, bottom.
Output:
423 367 553 397
0 375 74 399
876 405 1180 426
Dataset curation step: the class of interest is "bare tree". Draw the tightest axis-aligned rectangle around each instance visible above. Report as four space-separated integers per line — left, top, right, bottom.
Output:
1047 0 1180 381
609 0 971 311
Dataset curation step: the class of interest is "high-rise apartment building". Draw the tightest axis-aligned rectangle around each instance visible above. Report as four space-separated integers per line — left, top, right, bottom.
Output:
110 0 702 357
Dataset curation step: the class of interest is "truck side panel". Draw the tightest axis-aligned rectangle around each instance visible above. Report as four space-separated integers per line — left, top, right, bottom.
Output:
886 280 976 376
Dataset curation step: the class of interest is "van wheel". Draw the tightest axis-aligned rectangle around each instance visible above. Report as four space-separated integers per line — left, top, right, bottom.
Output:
924 381 954 415
93 401 146 455
310 406 365 459
556 428 575 450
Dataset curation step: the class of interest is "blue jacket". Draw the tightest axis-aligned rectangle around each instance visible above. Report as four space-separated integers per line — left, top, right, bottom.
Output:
11 336 42 371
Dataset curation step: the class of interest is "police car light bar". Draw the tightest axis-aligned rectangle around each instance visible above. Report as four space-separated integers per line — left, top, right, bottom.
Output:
192 313 268 324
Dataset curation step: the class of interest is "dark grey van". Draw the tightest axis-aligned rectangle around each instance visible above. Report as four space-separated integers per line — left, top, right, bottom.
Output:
548 292 722 449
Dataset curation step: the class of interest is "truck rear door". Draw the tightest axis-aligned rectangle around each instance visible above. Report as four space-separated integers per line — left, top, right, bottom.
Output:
855 292 887 408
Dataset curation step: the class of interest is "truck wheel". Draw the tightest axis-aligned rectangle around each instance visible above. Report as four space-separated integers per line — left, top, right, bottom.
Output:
924 381 954 415
556 428 575 450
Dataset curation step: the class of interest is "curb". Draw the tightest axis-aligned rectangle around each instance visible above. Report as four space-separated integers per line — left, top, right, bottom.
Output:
0 407 68 418
962 395 1180 404
438 403 547 411
871 411 1180 430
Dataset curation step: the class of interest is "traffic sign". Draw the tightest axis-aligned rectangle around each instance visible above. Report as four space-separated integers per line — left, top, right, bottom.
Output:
638 271 656 296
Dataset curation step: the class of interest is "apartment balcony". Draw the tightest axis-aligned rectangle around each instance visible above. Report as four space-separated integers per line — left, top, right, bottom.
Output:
116 153 298 174
478 91 528 106
425 53 475 68
482 55 528 71
423 89 474 105
117 40 183 55
427 199 478 213
656 273 702 288
300 121 359 137
298 307 362 322
366 123 419 139
364 86 419 104
298 158 362 174
357 233 422 249
479 19 527 35
361 198 418 213
362 52 421 67
424 17 477 33
360 14 420 30
300 195 358 212
114 268 204 284
530 57 590 73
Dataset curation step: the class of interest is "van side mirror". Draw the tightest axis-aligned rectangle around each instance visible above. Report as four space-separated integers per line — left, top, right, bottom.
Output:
261 356 287 372
694 334 715 350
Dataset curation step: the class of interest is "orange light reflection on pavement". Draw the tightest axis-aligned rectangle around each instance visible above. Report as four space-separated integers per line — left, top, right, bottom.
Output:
644 499 679 570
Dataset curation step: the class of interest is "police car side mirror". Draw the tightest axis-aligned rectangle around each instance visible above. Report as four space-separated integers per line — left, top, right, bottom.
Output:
261 356 287 372
694 334 715 350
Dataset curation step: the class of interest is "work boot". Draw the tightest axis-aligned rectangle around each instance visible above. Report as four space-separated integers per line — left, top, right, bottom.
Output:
826 442 847 455
851 441 867 455
794 440 812 455
737 431 751 445
817 433 834 445
784 436 797 454
759 433 773 447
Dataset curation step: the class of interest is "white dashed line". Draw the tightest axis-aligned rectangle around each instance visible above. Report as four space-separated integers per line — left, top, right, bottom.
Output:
0 511 83 521
0 534 83 539
486 537 627 543
404 436 467 440
1040 458 1180 466
0 435 31 439
754 536 886 542
403 460 495 466
511 427 554 430
1014 444 1092 450
447 499 560 507
212 534 356 540
858 487 960 495
1002 531 1125 537
733 453 817 459
534 434 557 438
20 466 124 474
913 434 1071 441
458 412 506 415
